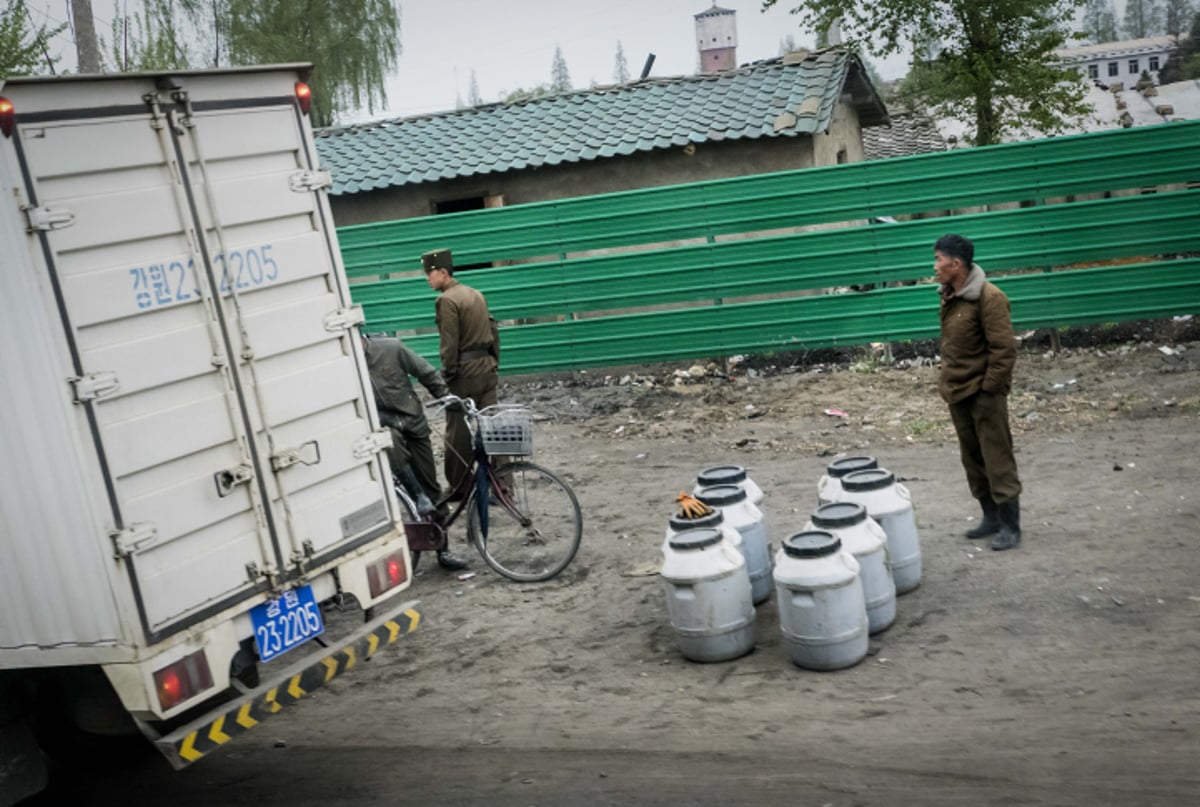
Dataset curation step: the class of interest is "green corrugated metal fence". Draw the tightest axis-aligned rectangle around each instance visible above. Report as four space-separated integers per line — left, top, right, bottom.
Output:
339 120 1200 374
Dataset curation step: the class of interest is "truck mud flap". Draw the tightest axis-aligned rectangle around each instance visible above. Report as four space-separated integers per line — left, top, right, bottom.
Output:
145 600 420 770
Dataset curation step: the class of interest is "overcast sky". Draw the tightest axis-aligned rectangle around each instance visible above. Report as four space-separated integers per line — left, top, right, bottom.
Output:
30 0 1115 125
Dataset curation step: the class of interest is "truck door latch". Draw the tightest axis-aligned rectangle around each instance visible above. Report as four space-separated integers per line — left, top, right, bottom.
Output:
323 305 365 332
289 169 333 192
214 464 254 497
70 371 120 402
271 440 321 471
24 205 76 232
352 429 393 460
109 522 158 558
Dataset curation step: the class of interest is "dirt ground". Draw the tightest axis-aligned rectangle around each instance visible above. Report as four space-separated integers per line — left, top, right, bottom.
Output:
40 325 1200 805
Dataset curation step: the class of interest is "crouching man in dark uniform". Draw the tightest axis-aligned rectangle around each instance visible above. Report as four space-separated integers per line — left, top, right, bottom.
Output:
362 333 468 570
934 234 1023 551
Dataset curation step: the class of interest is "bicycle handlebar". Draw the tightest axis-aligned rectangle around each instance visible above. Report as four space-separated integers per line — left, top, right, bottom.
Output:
426 393 479 416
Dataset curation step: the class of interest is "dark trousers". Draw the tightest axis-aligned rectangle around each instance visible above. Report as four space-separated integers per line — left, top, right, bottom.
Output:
385 424 440 504
445 370 498 496
947 390 1022 504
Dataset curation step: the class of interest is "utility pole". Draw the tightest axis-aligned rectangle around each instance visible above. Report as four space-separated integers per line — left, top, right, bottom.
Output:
71 0 102 73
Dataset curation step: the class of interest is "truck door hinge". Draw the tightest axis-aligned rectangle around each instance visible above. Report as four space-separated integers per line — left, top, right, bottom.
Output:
353 429 393 460
109 522 158 558
24 205 76 232
271 440 321 471
69 371 120 403
289 169 333 193
214 464 254 497
323 305 365 332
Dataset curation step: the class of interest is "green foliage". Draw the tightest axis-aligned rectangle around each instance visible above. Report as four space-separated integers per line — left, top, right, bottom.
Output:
1123 0 1165 38
0 0 64 76
107 1 192 71
762 0 1089 145
1158 11 1200 80
501 84 554 104
614 40 629 83
1164 0 1196 37
550 45 571 92
1082 0 1119 43
225 0 401 126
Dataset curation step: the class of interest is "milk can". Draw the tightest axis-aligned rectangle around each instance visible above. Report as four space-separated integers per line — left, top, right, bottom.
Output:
660 527 756 663
664 510 745 568
696 484 772 604
838 468 922 594
693 465 764 506
804 502 896 635
773 531 868 671
817 455 878 505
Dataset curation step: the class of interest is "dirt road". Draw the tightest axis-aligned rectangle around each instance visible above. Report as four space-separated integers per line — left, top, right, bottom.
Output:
37 336 1200 805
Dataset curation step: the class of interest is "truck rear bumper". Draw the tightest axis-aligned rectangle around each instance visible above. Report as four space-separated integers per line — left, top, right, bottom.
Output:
137 599 420 770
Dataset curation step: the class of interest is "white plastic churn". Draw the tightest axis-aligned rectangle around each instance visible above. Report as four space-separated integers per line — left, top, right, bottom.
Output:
664 510 745 572
696 484 772 604
693 465 764 506
838 468 922 594
660 527 756 663
817 455 878 505
804 502 896 635
773 530 868 671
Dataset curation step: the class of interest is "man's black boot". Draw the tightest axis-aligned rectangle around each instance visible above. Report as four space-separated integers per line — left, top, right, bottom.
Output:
991 497 1022 551
965 495 1001 539
436 549 469 570
398 467 436 517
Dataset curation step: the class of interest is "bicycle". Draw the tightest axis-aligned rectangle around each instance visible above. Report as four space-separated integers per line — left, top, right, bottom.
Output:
392 394 583 582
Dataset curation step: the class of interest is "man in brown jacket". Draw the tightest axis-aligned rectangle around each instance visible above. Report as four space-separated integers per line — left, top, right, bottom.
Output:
934 234 1023 551
422 248 500 499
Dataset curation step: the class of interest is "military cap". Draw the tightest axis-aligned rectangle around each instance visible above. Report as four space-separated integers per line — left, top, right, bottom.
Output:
421 248 453 273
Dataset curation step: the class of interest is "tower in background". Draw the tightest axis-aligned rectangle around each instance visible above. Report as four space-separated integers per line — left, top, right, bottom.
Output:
695 4 737 74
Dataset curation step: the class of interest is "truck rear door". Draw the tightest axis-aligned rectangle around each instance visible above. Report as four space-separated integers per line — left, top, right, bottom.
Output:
6 68 395 642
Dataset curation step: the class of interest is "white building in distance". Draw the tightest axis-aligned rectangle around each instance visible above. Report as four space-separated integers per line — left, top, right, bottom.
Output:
1055 36 1178 85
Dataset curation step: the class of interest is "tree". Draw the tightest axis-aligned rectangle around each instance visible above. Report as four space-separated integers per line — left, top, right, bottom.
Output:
1157 10 1200 80
107 1 192 71
225 0 401 126
613 40 629 83
71 0 101 72
0 0 63 76
501 83 554 104
1164 0 1196 38
1082 0 1119 43
779 33 798 54
762 0 1090 146
550 45 571 92
1123 0 1165 38
468 68 482 106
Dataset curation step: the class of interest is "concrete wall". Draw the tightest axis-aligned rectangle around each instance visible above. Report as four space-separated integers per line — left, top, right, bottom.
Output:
328 100 869 228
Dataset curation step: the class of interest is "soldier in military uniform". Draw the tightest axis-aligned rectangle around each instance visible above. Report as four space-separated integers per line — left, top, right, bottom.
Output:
362 333 468 570
422 248 501 499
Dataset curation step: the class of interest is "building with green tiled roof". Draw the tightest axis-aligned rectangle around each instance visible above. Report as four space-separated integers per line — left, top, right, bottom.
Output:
315 47 889 227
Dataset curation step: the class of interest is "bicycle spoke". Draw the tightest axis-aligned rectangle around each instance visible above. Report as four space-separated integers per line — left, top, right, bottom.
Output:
467 462 582 582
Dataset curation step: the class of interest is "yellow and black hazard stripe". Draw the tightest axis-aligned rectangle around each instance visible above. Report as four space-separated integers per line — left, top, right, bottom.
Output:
155 601 420 770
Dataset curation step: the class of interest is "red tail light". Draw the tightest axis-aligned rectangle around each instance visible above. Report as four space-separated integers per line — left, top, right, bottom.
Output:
295 82 312 115
366 551 408 598
153 649 214 711
0 98 14 139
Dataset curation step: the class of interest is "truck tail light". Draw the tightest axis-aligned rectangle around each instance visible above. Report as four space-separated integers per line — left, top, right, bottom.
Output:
0 98 14 138
153 649 214 711
366 551 407 599
295 82 312 115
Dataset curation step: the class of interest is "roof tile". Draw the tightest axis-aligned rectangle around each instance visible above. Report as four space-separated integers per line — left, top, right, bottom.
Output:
317 48 887 194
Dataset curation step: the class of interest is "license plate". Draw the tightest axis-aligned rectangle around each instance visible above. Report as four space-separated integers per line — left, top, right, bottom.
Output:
251 585 324 663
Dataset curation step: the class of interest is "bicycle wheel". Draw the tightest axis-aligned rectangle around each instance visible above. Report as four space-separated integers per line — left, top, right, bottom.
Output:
466 461 582 582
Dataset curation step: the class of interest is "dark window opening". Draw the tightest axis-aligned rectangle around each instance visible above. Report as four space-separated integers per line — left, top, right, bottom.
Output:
1107 62 1119 77
432 195 491 271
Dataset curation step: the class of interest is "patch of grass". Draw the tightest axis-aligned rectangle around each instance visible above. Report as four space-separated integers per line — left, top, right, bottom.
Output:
908 417 937 436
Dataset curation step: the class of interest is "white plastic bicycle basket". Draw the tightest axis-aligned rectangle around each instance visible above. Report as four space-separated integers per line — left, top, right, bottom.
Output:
478 407 534 456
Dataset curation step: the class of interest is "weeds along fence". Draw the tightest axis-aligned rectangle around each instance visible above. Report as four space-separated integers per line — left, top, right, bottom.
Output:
337 119 1200 374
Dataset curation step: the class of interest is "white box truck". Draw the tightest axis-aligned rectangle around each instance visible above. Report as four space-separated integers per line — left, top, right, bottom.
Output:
0 65 419 803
